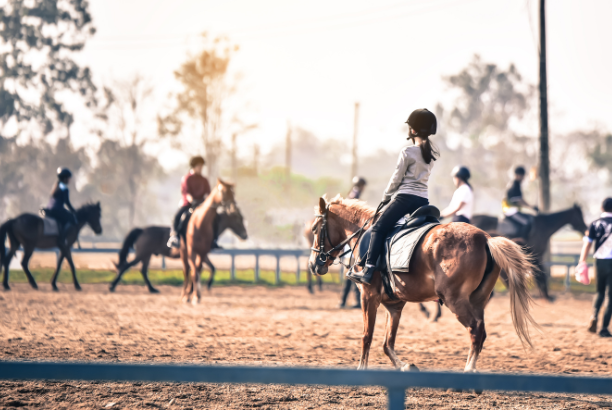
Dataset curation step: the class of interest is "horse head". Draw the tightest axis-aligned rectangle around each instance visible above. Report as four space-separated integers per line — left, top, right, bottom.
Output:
308 195 349 276
215 179 247 240
78 202 103 235
217 204 248 240
570 203 588 235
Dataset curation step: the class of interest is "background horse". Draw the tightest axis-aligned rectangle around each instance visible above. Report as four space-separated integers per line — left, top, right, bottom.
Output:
110 207 248 293
184 179 245 304
472 205 587 301
0 203 103 291
309 195 537 372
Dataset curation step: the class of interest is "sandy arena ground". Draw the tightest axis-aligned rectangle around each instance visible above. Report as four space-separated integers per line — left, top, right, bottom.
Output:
1 283 611 409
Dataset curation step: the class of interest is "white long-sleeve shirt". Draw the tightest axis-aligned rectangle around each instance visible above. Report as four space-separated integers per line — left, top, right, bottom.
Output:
383 145 433 202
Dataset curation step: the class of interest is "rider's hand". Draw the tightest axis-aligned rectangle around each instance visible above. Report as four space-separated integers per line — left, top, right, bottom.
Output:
533 206 539 213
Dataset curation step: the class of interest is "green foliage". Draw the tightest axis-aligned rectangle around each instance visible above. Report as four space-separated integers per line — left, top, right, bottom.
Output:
7 268 341 286
0 0 97 137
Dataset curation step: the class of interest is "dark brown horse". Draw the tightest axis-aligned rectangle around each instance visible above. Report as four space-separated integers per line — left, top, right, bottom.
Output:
472 205 587 301
1 203 103 291
309 195 537 372
109 208 248 293
184 179 245 304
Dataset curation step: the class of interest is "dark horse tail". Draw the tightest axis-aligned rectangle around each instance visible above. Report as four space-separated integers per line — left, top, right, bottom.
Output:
115 228 143 270
0 219 15 266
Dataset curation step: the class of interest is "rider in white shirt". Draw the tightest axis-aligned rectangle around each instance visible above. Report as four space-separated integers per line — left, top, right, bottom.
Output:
441 166 473 223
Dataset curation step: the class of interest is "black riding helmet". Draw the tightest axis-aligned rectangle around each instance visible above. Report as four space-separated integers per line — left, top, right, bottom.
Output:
452 165 471 182
57 167 72 180
406 108 437 137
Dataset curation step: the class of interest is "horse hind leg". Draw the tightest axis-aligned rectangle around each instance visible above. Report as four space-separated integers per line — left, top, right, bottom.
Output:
20 247 38 290
140 256 159 293
203 255 215 291
109 257 141 292
51 252 65 291
446 299 486 373
3 243 19 290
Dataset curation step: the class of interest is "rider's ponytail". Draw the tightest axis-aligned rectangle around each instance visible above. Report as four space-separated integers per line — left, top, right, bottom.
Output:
419 136 439 164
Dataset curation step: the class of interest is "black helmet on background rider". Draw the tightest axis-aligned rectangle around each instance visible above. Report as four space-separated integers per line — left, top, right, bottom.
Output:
451 166 471 182
514 166 526 176
352 176 367 186
57 167 72 181
405 108 437 137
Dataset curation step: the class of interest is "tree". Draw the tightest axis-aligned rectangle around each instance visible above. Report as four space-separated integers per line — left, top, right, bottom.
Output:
158 33 238 179
90 75 165 230
0 0 97 138
435 55 537 206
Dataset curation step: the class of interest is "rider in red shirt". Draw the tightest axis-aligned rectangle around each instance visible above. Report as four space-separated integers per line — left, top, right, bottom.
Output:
168 156 211 248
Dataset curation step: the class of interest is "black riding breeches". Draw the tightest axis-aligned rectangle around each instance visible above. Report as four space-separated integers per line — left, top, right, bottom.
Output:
365 194 429 266
453 215 470 224
173 205 191 234
593 259 612 330
44 208 76 229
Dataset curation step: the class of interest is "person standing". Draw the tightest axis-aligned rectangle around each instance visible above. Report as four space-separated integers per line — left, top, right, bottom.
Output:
578 198 612 338
441 166 474 223
348 108 438 285
167 156 211 248
339 177 367 308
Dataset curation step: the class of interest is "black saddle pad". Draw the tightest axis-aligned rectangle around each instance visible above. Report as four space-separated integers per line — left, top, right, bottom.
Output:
500 213 534 240
356 205 441 269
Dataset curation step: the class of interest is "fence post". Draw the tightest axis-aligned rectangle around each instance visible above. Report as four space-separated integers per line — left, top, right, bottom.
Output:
162 255 166 271
275 255 281 285
255 253 260 283
387 387 405 410
296 255 300 284
231 254 236 281
564 265 570 292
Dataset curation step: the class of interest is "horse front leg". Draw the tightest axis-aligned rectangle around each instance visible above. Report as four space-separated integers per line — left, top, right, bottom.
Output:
180 247 191 302
357 281 381 370
188 254 202 305
3 244 18 290
140 256 158 293
64 251 81 291
51 251 65 291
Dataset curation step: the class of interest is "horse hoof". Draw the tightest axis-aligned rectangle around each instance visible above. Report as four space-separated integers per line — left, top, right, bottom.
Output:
401 363 419 372
109 286 116 293
30 283 38 290
3 284 10 291
75 285 82 291
52 286 59 292
308 286 314 295
148 287 160 294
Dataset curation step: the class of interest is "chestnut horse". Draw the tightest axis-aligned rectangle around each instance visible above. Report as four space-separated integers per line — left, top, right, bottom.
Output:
309 195 537 372
183 179 245 304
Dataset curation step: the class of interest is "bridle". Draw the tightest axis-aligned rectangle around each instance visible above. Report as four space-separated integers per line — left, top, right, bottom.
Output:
311 203 376 268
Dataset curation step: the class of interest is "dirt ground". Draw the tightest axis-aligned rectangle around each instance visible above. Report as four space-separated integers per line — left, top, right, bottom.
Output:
1 284 611 409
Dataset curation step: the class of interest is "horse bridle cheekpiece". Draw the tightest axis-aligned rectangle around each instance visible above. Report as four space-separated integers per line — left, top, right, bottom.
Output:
311 203 371 268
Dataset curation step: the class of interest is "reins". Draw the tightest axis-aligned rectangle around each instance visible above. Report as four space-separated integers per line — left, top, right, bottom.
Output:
311 202 385 268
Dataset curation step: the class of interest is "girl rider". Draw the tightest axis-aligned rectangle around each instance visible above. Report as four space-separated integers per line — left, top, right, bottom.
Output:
441 166 474 224
45 168 78 247
348 108 438 285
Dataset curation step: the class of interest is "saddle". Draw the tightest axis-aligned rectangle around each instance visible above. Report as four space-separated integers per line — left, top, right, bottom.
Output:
499 213 534 240
39 209 60 236
356 205 441 298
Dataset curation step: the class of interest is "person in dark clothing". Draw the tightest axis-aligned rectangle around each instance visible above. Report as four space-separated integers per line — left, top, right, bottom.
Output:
502 166 539 236
339 176 367 308
348 108 438 285
44 168 78 247
579 198 612 338
168 156 212 248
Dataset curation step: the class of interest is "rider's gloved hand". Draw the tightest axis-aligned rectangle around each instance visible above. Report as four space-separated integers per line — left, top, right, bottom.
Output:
533 206 540 213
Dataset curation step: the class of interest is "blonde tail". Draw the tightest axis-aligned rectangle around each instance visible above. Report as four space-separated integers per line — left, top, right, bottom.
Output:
487 236 539 348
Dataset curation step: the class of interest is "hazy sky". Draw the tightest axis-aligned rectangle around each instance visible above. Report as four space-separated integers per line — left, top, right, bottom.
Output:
74 0 612 165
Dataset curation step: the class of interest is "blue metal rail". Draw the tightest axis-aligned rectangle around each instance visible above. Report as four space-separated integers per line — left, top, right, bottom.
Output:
0 361 610 410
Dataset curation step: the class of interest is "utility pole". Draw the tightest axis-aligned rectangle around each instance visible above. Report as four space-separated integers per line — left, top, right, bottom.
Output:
231 133 237 182
285 122 292 185
538 0 550 212
351 102 360 180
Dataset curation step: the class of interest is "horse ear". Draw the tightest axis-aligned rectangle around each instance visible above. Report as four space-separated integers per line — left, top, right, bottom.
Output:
318 197 327 214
